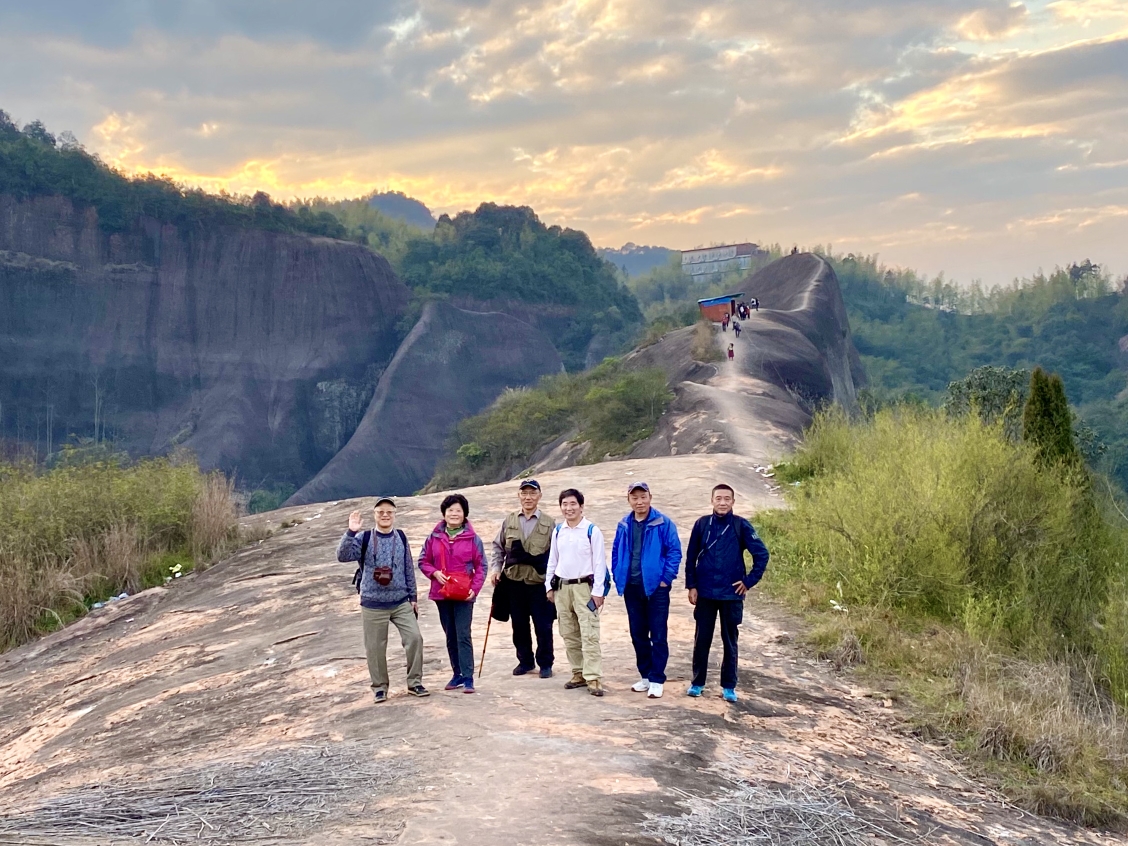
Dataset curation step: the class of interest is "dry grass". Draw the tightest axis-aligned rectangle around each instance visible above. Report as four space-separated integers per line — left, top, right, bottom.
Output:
190 472 239 565
0 552 84 650
692 319 723 362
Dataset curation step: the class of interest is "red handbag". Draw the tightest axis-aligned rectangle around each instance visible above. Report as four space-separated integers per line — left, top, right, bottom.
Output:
438 538 473 601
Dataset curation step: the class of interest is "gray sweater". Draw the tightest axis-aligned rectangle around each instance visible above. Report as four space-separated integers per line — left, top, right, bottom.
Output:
337 529 417 609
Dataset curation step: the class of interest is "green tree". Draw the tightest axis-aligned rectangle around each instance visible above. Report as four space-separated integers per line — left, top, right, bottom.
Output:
1023 368 1080 466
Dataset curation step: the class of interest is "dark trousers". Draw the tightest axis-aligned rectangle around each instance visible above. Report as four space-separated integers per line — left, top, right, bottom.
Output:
508 578 555 670
624 583 671 684
692 598 743 689
436 599 475 680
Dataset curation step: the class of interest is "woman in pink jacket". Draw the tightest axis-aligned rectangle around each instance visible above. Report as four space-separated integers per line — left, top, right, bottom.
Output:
418 493 487 693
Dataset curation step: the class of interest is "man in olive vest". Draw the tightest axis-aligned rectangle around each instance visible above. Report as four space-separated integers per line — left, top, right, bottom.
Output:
490 480 556 678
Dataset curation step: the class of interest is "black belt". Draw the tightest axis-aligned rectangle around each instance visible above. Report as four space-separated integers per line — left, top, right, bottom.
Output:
561 576 594 585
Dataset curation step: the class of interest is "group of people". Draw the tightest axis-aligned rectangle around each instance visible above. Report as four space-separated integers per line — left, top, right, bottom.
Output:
336 480 769 704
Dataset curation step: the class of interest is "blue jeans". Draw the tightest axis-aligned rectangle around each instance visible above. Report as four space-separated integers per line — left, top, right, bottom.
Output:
623 583 671 684
436 599 475 680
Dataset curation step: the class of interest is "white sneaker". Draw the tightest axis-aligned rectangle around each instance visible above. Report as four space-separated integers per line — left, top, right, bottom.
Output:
631 678 650 693
647 682 664 699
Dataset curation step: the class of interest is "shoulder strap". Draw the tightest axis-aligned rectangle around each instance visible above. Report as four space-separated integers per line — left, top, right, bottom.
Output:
353 531 372 593
587 523 594 541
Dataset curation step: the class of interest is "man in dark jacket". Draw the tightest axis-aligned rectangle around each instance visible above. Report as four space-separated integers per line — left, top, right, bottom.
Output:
610 482 682 699
490 480 556 678
684 484 769 702
337 497 428 703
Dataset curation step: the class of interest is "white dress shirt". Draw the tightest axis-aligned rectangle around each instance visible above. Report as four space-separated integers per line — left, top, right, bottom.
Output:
545 517 609 598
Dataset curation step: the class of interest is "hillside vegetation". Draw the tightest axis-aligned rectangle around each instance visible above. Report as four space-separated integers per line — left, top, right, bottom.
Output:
427 359 672 490
762 397 1128 826
0 111 344 237
0 451 240 651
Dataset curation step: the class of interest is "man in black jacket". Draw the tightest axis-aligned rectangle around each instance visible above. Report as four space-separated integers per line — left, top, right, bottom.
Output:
490 480 557 677
684 484 769 702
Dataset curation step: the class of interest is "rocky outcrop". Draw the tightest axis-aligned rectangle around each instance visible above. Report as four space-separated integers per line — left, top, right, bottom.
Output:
0 194 409 483
738 253 865 411
286 301 563 504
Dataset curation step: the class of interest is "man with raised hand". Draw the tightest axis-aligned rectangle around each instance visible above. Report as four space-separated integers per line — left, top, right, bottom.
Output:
610 482 682 699
337 497 428 703
684 484 769 703
490 480 556 678
545 488 609 697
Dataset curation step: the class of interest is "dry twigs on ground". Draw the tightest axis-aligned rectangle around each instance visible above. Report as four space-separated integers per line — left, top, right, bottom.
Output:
0 744 408 845
643 763 933 846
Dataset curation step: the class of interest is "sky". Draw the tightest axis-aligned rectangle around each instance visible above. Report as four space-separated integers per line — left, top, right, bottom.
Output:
1 0 1126 286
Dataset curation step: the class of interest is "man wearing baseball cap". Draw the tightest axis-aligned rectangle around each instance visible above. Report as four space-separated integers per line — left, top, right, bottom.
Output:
610 482 682 698
337 497 427 703
490 480 557 677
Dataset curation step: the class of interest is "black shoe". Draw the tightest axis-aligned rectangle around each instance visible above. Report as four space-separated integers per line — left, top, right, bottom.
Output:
513 664 535 676
407 685 430 697
539 667 553 679
373 690 387 703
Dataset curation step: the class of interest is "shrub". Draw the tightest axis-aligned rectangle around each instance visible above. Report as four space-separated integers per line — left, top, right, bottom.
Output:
691 319 723 362
774 407 1125 663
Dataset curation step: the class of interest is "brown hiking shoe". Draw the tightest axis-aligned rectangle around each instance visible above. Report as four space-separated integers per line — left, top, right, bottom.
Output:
564 673 587 689
587 680 604 697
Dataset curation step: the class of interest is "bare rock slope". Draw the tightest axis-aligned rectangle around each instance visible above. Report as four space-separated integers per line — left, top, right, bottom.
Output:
286 300 564 504
0 457 1110 846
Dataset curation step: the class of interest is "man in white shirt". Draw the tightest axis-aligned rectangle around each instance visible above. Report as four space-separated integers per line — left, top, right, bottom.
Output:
545 488 609 697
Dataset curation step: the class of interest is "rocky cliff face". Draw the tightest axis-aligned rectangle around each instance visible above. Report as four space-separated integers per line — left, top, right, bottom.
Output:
0 194 409 483
287 301 563 504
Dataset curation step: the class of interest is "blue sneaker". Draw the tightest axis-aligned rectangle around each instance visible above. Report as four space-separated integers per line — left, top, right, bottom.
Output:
722 688 738 703
687 685 704 697
463 677 476 694
444 675 465 691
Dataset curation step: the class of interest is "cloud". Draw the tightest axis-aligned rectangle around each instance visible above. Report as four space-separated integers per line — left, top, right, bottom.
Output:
0 0 1125 283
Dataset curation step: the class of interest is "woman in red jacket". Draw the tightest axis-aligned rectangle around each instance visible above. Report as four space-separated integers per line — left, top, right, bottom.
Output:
419 493 487 693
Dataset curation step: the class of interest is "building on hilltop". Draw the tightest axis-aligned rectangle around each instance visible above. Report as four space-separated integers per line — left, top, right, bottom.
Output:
681 242 765 282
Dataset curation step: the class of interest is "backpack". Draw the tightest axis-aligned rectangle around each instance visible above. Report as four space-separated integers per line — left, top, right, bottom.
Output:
352 529 409 594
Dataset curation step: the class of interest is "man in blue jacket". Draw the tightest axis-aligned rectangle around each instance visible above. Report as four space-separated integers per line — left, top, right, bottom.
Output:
611 482 682 699
684 483 769 703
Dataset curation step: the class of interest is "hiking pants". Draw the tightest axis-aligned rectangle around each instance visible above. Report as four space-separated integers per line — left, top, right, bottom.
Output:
554 582 602 681
436 599 475 681
361 602 423 693
509 578 555 670
624 583 671 684
692 598 743 690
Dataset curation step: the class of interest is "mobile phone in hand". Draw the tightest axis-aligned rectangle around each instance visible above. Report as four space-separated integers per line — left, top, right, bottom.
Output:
586 597 598 613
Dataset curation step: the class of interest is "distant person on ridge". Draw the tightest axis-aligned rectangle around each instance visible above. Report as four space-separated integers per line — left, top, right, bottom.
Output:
610 483 682 699
546 488 609 697
684 484 770 702
490 480 556 678
337 497 428 703
419 493 487 694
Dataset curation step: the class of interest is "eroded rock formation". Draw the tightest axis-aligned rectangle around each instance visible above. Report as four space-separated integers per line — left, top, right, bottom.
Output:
0 194 409 483
286 301 564 504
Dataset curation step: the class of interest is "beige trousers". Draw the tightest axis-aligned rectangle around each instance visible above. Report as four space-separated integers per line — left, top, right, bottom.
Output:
361 602 423 692
554 582 602 681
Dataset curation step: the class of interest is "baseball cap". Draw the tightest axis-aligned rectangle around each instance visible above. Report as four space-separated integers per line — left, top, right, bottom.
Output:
373 496 396 508
627 482 650 494
518 479 541 491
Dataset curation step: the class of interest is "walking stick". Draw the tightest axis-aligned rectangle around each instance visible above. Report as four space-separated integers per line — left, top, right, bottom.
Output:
478 614 493 677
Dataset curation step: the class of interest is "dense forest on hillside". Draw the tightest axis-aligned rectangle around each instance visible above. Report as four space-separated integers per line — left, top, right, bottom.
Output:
313 198 643 370
0 111 344 237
